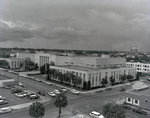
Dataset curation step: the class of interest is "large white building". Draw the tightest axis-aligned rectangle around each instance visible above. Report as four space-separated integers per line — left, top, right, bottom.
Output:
50 55 136 88
126 62 150 73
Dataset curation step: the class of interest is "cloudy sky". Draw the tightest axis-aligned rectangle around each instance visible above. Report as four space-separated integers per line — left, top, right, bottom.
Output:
0 0 150 51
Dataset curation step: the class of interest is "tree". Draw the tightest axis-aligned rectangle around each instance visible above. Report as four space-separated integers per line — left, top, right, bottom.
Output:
29 102 45 118
83 81 87 90
0 60 9 68
102 103 126 118
101 77 108 87
109 76 115 85
87 80 91 90
54 91 68 117
126 74 133 82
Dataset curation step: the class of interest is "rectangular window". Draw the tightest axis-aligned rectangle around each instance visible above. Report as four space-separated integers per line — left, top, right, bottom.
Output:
135 99 138 104
128 98 131 102
99 73 101 85
92 78 94 85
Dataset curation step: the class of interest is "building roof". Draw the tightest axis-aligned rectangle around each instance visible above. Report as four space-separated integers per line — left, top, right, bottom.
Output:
52 65 134 72
132 81 149 91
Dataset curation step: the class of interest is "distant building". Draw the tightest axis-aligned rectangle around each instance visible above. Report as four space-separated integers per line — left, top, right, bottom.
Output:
0 57 23 69
130 45 138 54
126 62 150 73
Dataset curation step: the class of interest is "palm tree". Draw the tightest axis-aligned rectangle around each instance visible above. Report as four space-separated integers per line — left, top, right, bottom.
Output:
75 76 82 88
54 91 68 117
29 102 45 118
109 76 115 86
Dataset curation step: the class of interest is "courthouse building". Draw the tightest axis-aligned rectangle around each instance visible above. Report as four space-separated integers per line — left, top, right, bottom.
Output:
50 55 136 88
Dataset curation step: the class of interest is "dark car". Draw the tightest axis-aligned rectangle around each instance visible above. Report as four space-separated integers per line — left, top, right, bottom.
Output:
132 108 147 115
11 88 22 93
120 87 126 92
105 87 112 91
121 104 131 110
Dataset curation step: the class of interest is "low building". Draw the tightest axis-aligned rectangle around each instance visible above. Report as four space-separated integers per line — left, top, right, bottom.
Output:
0 74 14 87
132 81 149 91
125 87 150 110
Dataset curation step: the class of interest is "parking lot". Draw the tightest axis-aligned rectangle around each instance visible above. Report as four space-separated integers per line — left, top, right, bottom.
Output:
0 85 42 109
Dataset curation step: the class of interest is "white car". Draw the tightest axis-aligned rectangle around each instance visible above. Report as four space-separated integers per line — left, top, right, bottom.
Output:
53 89 60 94
126 83 132 86
89 111 104 118
15 93 24 98
71 89 80 95
61 88 67 92
48 92 56 97
45 81 53 85
0 107 12 114
0 96 6 100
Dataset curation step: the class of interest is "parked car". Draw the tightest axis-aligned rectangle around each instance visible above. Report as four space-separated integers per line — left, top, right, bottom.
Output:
132 108 147 115
29 94 39 100
26 92 35 98
35 78 42 82
15 93 27 98
60 88 67 92
70 89 80 95
53 89 60 94
105 87 112 91
48 92 56 97
121 104 131 110
0 108 12 114
89 111 104 118
119 87 126 92
0 100 8 105
126 83 132 86
0 96 6 100
11 88 22 93
45 81 53 85
96 89 103 93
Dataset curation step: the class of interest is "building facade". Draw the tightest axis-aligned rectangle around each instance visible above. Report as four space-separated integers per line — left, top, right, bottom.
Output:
0 57 23 69
126 62 150 73
125 91 150 110
50 65 136 88
17 53 51 68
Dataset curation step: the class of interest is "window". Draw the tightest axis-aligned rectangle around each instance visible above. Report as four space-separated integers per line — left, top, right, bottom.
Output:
133 99 139 106
128 98 131 102
135 99 138 104
99 73 101 85
92 78 94 85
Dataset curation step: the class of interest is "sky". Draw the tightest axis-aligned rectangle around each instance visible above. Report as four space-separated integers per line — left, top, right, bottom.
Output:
0 0 150 51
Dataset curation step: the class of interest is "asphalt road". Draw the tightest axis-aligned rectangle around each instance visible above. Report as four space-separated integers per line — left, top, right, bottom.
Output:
0 70 150 118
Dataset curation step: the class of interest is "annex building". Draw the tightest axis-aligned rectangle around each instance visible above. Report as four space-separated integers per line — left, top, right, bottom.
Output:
126 62 150 73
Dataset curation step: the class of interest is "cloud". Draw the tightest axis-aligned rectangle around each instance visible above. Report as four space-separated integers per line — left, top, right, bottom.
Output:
0 0 150 51
0 21 34 42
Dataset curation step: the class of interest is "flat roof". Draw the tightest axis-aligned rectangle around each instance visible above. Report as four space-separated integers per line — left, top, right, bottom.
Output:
52 65 134 71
